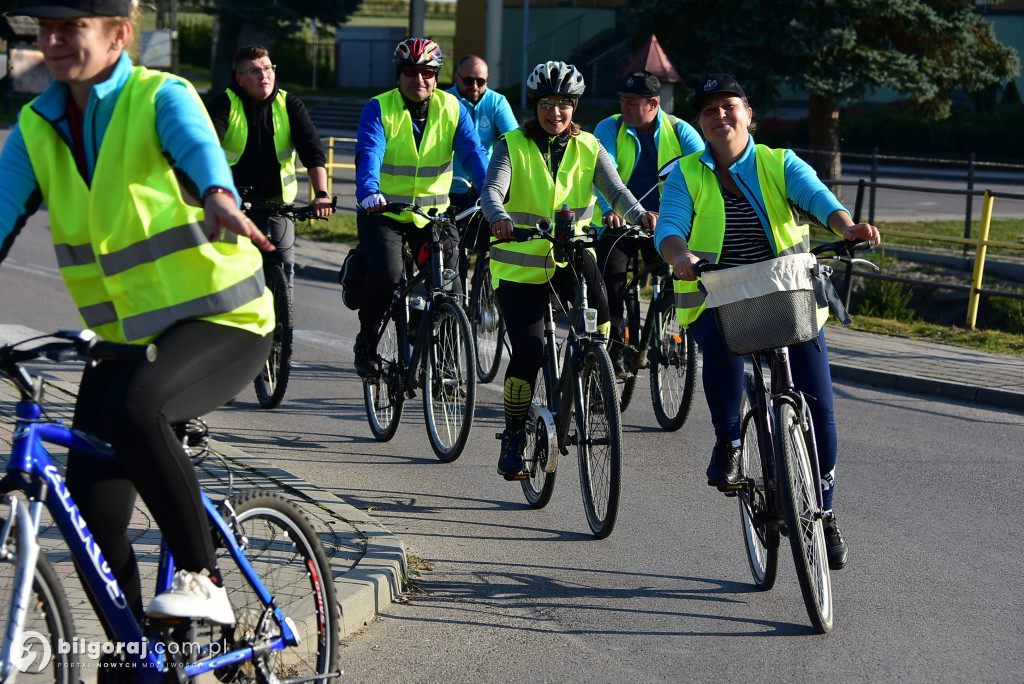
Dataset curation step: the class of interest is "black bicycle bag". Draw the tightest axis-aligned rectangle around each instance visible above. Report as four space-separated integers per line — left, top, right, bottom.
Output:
338 245 368 310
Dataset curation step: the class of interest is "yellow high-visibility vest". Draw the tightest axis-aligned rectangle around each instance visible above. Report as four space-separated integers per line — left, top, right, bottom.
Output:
221 89 297 202
490 129 599 286
20 67 273 344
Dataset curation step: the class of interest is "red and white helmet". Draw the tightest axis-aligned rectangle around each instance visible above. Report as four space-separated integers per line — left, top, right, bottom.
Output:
393 38 444 69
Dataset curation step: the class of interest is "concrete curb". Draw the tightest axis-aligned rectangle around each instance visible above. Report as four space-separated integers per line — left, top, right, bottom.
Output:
210 440 407 639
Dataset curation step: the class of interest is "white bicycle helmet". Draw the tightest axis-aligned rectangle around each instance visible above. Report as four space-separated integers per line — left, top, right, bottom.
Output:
525 61 586 99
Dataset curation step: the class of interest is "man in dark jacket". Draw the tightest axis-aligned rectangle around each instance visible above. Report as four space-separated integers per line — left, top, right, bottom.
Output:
207 44 333 287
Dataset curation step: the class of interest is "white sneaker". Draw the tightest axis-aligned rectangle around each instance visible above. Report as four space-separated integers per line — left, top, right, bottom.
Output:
146 570 235 625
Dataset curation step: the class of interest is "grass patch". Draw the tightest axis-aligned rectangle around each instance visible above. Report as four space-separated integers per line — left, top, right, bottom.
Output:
837 316 1024 357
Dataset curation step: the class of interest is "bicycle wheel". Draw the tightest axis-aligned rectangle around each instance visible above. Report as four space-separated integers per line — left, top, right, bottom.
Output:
775 401 834 634
575 344 623 539
522 367 557 508
737 386 779 590
470 254 504 383
254 263 293 409
363 311 405 441
649 293 697 432
212 491 340 680
0 511 77 683
617 282 641 413
423 300 477 462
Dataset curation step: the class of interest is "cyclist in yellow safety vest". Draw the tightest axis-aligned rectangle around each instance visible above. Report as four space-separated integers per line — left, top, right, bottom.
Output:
482 61 658 480
655 73 881 571
0 0 277 627
352 38 489 377
592 70 704 377
207 44 334 288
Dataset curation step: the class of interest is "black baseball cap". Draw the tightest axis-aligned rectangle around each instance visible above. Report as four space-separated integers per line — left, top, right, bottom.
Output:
693 73 747 110
617 70 661 98
8 0 132 18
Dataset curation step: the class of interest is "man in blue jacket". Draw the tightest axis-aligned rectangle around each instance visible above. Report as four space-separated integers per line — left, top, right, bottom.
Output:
593 70 703 375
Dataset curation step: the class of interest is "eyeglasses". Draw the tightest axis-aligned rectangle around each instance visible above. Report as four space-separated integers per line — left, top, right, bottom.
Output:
401 66 437 80
246 65 276 78
538 97 576 111
458 74 487 88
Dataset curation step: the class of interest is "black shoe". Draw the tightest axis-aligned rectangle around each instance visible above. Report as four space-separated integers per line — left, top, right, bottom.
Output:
497 429 527 480
706 439 742 487
610 349 629 378
822 512 849 570
353 333 379 378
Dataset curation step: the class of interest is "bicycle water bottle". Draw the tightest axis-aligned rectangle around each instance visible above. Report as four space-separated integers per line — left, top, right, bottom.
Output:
554 204 575 241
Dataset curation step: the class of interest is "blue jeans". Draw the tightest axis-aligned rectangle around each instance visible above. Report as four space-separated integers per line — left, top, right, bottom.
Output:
689 312 839 510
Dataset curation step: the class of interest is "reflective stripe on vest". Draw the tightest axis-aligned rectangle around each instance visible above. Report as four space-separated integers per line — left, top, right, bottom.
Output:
490 129 599 286
376 89 460 227
20 66 273 344
673 145 811 327
223 89 298 202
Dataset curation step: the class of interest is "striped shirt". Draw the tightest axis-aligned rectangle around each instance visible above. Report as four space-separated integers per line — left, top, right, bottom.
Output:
719 189 774 267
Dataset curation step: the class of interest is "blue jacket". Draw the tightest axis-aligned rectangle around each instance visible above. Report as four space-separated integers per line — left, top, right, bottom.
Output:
655 136 847 257
355 92 489 204
445 85 518 194
593 107 703 216
0 52 235 262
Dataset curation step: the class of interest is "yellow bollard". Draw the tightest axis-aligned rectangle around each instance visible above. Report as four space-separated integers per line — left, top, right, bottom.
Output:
966 190 994 330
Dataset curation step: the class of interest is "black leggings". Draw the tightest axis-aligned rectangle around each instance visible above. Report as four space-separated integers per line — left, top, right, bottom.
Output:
596 234 661 338
66 320 271 619
495 255 610 429
356 211 462 335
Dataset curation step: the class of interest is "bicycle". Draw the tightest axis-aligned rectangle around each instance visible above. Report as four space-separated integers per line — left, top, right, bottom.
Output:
696 240 876 634
241 190 337 410
0 329 340 681
361 202 478 463
600 224 697 431
463 212 505 385
497 217 623 539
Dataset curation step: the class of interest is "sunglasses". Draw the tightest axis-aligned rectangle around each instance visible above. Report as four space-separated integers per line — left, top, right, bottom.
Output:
402 66 437 80
459 74 487 87
538 97 576 111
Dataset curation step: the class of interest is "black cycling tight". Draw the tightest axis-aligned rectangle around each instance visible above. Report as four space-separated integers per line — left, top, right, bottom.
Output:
66 320 271 621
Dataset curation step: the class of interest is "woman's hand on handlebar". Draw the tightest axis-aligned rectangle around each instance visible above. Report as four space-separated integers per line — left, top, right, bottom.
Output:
204 191 275 252
602 211 624 231
311 196 335 218
639 211 657 234
671 251 702 281
491 218 515 241
842 222 881 246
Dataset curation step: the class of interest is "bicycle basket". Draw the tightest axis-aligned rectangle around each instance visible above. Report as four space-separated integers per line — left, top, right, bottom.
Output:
701 253 819 356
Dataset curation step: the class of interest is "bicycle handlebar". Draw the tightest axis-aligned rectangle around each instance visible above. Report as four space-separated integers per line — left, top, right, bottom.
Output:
693 239 876 277
1 329 155 372
239 189 337 223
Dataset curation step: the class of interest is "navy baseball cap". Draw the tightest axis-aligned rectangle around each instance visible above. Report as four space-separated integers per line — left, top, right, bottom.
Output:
693 73 747 110
8 0 132 18
618 70 661 98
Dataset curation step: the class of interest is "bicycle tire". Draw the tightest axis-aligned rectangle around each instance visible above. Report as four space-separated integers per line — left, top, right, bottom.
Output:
469 254 504 383
617 281 641 413
422 300 477 462
0 523 77 683
522 367 557 508
254 263 293 409
212 491 340 680
737 385 779 590
363 310 405 441
575 344 623 539
774 401 834 634
649 293 697 432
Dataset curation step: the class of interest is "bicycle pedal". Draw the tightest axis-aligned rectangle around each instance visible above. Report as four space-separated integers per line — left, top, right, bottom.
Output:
716 482 744 494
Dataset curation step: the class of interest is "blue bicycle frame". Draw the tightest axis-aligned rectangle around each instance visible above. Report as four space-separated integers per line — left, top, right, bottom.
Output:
2 398 299 681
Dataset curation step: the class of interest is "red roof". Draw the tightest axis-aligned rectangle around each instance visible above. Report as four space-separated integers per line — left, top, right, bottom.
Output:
619 35 682 83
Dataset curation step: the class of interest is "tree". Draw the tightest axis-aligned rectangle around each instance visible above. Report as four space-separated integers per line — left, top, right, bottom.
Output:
207 0 361 92
621 0 1020 183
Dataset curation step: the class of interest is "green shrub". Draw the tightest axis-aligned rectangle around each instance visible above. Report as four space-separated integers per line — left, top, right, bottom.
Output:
987 296 1024 335
178 16 213 67
858 278 916 322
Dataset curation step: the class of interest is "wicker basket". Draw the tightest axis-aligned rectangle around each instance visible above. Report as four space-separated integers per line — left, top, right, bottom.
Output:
701 254 820 356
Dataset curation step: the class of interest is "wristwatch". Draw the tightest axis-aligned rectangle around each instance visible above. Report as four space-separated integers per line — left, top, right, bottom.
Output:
315 191 329 199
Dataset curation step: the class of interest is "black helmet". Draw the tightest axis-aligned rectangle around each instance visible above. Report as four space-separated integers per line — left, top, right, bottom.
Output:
525 61 585 99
